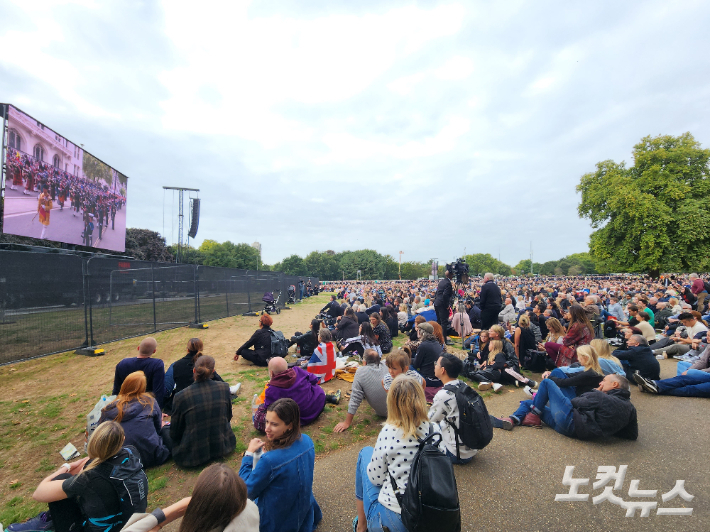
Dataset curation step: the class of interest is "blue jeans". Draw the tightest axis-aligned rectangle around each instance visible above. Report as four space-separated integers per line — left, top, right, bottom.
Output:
656 371 710 398
512 379 575 436
676 361 692 376
356 447 408 532
548 369 577 400
445 448 474 465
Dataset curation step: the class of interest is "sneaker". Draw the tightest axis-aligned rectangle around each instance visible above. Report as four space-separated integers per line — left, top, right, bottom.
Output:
327 389 341 405
229 383 242 396
490 416 514 430
478 382 493 391
7 511 54 531
523 386 534 397
492 383 503 393
521 412 542 428
527 379 538 389
633 373 659 394
655 354 664 360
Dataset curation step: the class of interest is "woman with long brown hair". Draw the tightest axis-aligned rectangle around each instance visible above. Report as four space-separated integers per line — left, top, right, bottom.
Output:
100 371 171 468
121 463 259 532
239 398 322 532
543 304 594 367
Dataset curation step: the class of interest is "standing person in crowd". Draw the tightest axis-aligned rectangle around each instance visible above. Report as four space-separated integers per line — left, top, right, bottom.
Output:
99 371 171 469
121 463 259 532
542 305 594 367
6 422 147 532
334 349 389 433
240 399 322 532
434 268 454 345
370 313 393 354
113 337 165 408
353 376 430 532
411 322 444 399
479 273 503 330
690 273 708 313
428 353 477 464
235 314 274 367
170 356 236 468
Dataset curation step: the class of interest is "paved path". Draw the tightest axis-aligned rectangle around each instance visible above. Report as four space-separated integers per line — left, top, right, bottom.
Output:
312 359 708 531
3 187 127 250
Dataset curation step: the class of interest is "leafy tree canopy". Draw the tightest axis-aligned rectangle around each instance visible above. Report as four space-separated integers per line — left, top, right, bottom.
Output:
125 228 174 262
578 133 710 276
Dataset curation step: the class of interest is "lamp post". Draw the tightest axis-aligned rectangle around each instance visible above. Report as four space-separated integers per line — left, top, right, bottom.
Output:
399 251 403 280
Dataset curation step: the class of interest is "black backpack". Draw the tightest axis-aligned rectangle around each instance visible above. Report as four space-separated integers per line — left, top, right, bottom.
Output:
389 429 461 532
269 330 290 357
443 381 493 458
94 447 148 528
703 280 710 293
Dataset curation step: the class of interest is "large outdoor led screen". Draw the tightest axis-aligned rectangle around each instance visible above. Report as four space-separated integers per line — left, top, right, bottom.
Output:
2 104 128 252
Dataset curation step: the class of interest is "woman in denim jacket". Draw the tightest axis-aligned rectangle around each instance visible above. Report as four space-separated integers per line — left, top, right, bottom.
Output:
239 398 322 532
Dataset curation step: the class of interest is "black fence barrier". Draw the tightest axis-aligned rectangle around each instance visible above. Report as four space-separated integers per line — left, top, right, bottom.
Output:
0 250 318 365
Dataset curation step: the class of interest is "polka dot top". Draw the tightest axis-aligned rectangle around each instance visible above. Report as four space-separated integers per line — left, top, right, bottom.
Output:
367 421 431 514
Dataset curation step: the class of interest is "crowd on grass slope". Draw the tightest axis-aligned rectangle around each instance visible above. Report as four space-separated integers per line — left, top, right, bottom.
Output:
7 272 710 532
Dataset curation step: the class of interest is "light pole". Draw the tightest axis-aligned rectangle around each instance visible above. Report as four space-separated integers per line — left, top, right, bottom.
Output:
399 251 403 280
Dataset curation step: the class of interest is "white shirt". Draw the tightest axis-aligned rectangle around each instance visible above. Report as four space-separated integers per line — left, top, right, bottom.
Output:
428 380 478 461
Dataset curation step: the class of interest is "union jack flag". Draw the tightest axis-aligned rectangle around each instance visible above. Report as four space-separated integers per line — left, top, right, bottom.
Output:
307 342 337 384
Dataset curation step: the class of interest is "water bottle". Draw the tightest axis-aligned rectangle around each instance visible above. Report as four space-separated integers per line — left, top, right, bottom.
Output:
251 394 259 419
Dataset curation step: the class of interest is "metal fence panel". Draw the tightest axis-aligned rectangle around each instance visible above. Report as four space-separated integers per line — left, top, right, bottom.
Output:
0 249 318 365
0 250 85 363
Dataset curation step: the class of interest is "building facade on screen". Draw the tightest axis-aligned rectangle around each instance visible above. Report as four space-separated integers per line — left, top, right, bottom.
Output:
2 104 129 252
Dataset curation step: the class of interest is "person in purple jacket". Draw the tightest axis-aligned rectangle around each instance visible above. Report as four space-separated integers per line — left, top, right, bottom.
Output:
253 357 340 432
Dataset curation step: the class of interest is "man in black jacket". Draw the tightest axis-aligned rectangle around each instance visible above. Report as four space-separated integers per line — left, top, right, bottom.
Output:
613 335 661 381
493 374 638 440
434 269 454 345
479 273 502 330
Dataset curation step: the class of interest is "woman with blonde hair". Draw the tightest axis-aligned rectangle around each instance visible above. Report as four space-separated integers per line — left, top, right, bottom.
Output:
590 339 625 376
537 344 605 400
100 370 171 468
8 421 148 532
353 376 431 532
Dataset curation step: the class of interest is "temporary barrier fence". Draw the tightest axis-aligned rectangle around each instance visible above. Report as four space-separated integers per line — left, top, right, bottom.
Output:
0 249 318 364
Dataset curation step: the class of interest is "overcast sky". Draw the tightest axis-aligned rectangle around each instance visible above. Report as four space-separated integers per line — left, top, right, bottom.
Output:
2 0 709 266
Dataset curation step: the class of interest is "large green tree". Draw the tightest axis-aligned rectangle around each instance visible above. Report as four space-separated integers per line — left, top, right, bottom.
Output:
125 229 174 262
463 253 512 276
578 133 710 276
198 240 260 269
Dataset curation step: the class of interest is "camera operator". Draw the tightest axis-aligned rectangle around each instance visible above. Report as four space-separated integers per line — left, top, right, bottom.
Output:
435 268 454 346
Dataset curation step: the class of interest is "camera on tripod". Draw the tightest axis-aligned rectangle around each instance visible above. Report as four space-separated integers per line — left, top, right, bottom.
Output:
446 258 470 285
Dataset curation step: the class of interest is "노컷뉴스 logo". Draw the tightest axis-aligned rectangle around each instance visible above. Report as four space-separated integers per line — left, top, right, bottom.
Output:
555 465 694 517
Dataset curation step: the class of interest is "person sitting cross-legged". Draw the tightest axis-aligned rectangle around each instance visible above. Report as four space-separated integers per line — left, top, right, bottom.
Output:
492 374 638 441
634 345 710 398
306 328 337 384
253 357 339 432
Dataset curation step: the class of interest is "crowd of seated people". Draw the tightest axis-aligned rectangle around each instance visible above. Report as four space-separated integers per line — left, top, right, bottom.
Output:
11 271 710 532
